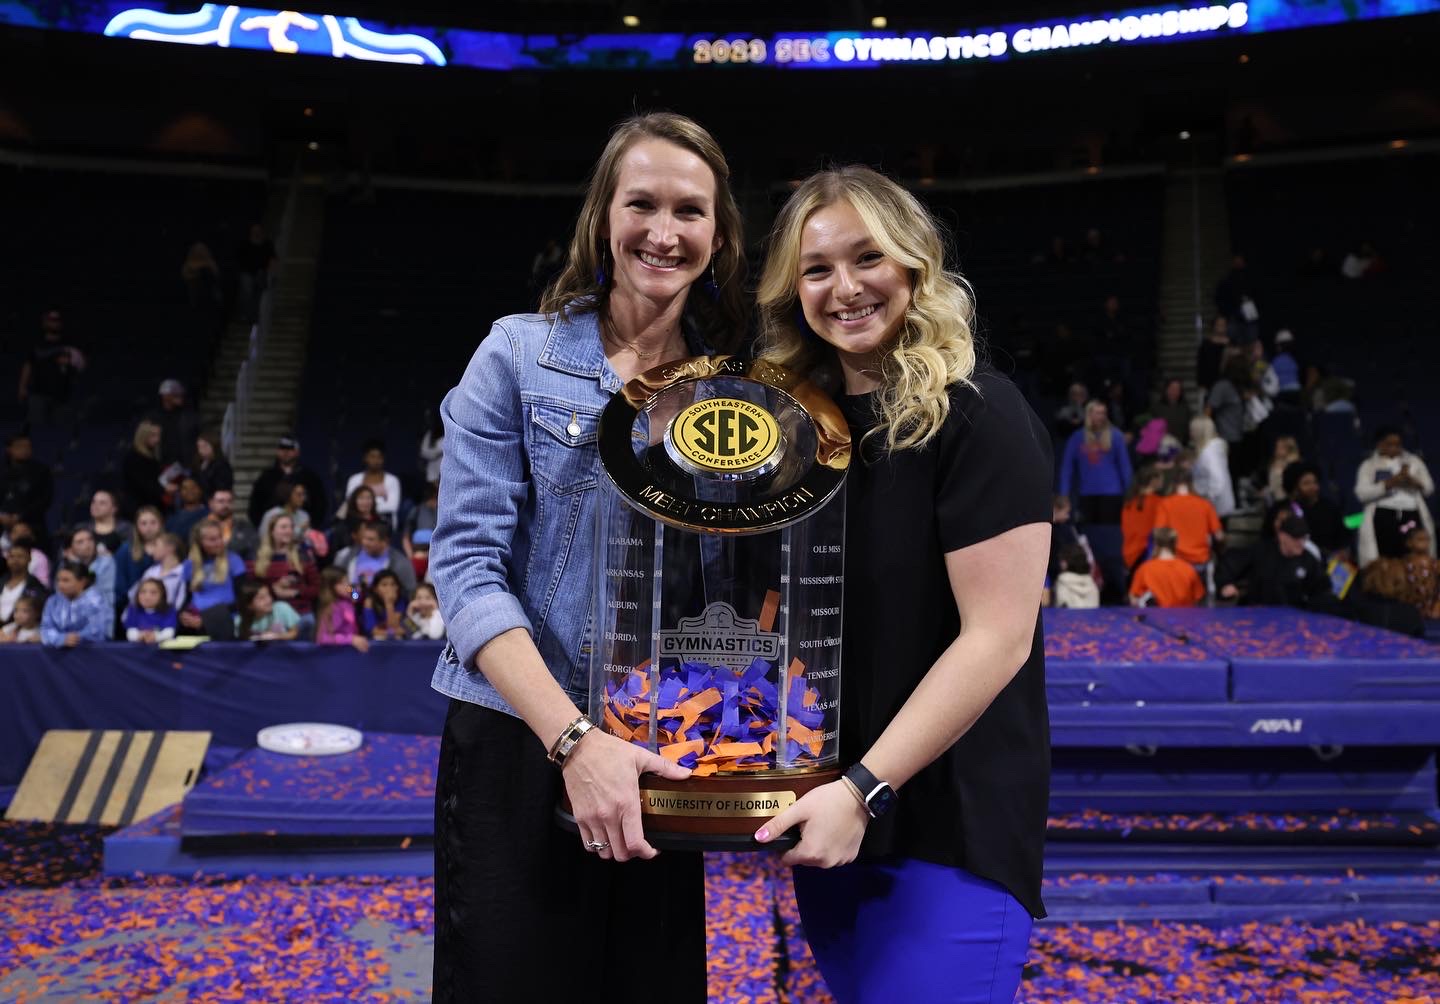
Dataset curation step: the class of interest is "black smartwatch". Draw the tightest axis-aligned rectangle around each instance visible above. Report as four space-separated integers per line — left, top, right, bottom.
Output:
844 763 897 819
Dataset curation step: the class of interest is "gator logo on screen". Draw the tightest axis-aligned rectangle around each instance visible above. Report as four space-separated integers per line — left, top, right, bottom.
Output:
670 398 780 473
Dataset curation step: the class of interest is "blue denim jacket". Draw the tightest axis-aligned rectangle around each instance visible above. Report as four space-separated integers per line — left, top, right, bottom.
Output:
429 308 631 716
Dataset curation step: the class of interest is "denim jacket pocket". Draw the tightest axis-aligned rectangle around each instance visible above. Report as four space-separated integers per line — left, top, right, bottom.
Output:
529 403 600 496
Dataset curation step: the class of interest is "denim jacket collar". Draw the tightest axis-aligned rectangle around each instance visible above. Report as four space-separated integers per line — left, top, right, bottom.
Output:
537 303 710 395
537 308 624 393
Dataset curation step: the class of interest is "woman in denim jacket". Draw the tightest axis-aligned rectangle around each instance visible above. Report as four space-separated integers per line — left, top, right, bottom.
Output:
429 112 748 1002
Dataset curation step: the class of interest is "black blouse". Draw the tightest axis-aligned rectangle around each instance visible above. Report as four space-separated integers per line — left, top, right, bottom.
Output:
838 365 1053 918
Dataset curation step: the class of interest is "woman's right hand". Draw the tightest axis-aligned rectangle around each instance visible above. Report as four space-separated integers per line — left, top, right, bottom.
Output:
562 730 690 863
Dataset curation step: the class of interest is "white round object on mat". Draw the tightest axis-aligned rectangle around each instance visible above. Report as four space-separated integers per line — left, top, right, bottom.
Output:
257 723 364 756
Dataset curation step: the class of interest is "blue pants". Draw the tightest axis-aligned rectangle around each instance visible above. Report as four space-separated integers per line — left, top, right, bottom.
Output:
793 858 1033 1004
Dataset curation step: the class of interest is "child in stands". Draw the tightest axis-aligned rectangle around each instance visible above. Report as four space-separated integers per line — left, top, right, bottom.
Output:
123 578 177 643
0 595 42 643
407 581 446 640
362 569 409 640
41 561 112 647
1129 527 1206 608
235 579 300 641
1053 544 1100 608
1120 465 1165 573
316 566 368 652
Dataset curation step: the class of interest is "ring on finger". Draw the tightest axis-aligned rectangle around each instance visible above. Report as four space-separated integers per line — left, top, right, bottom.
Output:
585 839 610 852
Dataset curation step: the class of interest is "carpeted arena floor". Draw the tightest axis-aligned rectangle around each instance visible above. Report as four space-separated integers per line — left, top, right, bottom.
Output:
3 823 1439 1002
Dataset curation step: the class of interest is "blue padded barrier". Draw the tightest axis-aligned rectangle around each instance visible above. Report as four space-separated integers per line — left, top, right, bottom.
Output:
1050 701 1440 747
1050 748 1438 813
0 642 449 792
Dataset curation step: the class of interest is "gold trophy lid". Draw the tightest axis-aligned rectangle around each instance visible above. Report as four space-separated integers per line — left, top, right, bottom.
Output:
597 356 851 535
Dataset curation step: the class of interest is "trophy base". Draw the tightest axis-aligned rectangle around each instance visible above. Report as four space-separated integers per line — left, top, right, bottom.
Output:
556 767 840 853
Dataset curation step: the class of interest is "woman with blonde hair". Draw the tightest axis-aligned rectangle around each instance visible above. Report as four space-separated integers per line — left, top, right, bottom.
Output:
177 518 245 639
1058 399 1133 524
121 419 168 516
249 512 319 634
752 165 1051 1003
428 111 747 1001
1190 414 1235 517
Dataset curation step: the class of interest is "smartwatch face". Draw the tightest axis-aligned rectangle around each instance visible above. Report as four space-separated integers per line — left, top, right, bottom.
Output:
866 783 897 818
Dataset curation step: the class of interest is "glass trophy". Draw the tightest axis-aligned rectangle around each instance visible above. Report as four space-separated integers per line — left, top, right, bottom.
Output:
564 356 850 849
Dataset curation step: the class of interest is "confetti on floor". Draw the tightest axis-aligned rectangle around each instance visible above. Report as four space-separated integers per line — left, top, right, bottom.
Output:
2 824 1439 1002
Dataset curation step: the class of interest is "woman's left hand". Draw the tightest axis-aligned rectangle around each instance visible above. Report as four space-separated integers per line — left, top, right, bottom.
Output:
754 781 869 868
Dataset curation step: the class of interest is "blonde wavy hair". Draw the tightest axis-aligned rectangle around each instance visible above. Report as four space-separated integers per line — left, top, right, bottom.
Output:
539 111 749 353
188 518 232 592
132 419 161 460
756 165 977 453
255 512 304 574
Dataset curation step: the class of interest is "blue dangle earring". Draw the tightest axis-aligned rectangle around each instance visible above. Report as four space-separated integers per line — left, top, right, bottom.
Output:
594 245 610 287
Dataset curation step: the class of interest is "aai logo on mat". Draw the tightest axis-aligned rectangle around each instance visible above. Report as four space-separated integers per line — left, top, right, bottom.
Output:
103 5 446 65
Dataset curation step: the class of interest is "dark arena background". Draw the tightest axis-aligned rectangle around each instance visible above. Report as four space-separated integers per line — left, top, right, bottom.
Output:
3 0 1440 1000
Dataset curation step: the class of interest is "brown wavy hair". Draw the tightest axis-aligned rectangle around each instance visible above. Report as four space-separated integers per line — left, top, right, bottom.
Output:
539 112 748 353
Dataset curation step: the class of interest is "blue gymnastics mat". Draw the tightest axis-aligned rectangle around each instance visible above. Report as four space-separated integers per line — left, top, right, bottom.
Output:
1140 608 1440 702
180 733 438 839
1043 608 1228 703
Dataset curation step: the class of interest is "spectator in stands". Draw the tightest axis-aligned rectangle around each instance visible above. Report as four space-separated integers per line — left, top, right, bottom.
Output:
1058 400 1132 526
41 561 111 647
315 567 367 651
1042 234 1072 266
1121 466 1165 573
1270 330 1302 406
181 241 224 340
1214 253 1259 344
1 595 42 643
1152 378 1192 444
192 432 233 498
1156 470 1224 572
407 581 445 640
165 477 209 542
1195 316 1230 395
1340 240 1385 280
131 533 187 611
83 489 132 557
338 521 415 595
420 410 444 487
206 488 258 562
114 506 163 601
402 481 438 560
344 440 402 530
1129 526 1206 608
1217 515 1334 610
1359 527 1440 620
181 241 222 307
0 433 54 548
362 569 409 640
1264 436 1301 505
1042 325 1088 399
122 420 170 517
7 520 50 587
332 484 378 555
178 518 246 639
259 480 312 541
1206 357 1253 487
122 579 177 645
17 309 81 428
1271 462 1347 558
248 436 326 530
0 539 48 626
150 379 200 469
1355 427 1435 565
62 527 116 612
1048 494 1083 582
235 222 276 322
1091 293 1134 391
235 579 300 642
249 513 318 632
1052 544 1100 609
1053 382 1088 441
